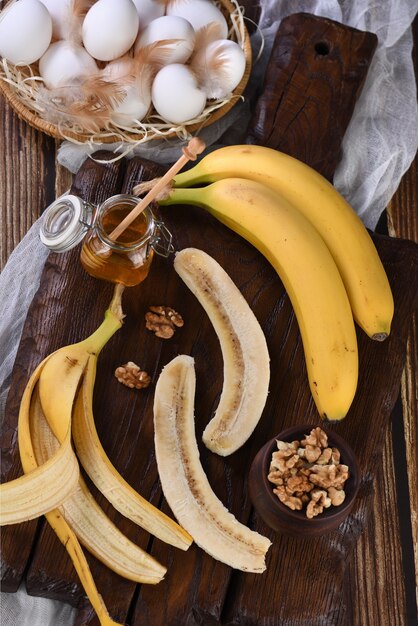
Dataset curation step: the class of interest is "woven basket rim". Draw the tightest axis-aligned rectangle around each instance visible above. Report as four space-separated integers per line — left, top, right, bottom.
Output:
0 0 252 144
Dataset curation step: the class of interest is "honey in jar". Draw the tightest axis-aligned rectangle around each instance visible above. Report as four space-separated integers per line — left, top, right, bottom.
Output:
40 194 173 287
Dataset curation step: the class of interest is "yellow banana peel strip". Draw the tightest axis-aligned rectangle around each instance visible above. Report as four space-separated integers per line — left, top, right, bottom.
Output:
72 355 193 551
14 380 123 626
30 388 166 584
0 358 79 525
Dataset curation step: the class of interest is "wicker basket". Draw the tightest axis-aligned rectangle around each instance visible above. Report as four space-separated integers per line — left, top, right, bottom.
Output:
0 0 251 144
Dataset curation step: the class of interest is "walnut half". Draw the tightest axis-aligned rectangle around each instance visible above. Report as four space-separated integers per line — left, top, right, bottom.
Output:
145 305 184 339
115 362 151 389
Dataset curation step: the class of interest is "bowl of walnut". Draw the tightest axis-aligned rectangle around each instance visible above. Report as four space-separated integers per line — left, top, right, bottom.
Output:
248 425 360 537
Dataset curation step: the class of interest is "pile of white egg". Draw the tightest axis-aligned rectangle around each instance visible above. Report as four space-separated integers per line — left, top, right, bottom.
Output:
0 0 246 127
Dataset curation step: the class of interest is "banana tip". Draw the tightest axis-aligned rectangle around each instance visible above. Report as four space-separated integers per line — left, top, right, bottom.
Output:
371 331 389 342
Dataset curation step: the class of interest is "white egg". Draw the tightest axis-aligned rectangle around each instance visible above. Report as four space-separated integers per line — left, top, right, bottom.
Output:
82 0 140 62
152 64 206 124
166 0 228 38
132 0 164 28
0 0 52 65
198 39 245 99
135 15 195 64
39 41 98 88
38 0 71 40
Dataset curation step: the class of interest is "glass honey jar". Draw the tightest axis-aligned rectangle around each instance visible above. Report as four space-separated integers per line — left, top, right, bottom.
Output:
40 194 173 287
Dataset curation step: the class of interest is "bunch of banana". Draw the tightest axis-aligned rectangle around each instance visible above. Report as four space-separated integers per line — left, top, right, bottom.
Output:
172 145 394 342
0 285 192 626
160 177 360 422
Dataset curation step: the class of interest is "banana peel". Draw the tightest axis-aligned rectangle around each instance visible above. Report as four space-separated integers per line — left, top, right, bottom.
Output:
0 284 191 626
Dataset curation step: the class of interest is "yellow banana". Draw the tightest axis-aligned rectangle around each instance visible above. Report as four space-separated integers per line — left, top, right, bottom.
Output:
72 354 193 551
173 145 394 340
160 178 358 420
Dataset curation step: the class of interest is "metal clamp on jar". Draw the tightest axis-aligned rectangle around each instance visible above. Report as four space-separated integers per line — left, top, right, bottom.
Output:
40 194 174 287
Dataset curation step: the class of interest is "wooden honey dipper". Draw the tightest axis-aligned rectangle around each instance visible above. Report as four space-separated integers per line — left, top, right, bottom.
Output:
109 137 206 242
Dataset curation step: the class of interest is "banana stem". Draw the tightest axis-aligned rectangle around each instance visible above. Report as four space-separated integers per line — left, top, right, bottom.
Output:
173 165 207 188
83 285 125 355
109 283 125 320
159 187 205 208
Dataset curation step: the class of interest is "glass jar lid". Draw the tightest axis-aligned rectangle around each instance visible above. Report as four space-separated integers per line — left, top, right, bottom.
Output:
40 195 93 252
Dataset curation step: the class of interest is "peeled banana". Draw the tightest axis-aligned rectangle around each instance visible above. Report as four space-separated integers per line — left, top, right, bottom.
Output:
72 353 193 551
173 145 394 341
161 179 358 421
174 247 270 455
154 355 271 572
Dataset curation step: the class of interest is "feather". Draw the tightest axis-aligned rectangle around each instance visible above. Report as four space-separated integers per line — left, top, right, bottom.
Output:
67 0 96 45
100 55 137 85
71 0 96 19
35 77 124 132
191 40 234 99
132 39 181 93
193 22 225 51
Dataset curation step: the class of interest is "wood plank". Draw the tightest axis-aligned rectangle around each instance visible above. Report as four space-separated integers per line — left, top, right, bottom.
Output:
400 320 418 614
0 95 56 591
246 13 377 180
385 23 417 619
387 155 418 620
0 95 56 272
54 154 73 198
344 424 407 626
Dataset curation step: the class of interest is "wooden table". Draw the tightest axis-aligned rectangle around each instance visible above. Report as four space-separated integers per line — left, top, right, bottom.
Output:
1 9 417 626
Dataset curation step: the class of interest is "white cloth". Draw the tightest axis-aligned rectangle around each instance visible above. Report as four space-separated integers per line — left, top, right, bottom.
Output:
1 1 417 624
0 585 76 626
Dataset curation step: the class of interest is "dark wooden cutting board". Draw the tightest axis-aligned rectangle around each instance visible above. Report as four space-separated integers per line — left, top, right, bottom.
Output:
1 13 417 626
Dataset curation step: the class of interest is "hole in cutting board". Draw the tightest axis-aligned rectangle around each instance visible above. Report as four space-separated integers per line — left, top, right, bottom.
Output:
314 41 330 56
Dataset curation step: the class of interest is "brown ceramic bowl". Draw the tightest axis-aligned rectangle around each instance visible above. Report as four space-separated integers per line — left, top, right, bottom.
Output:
248 424 360 537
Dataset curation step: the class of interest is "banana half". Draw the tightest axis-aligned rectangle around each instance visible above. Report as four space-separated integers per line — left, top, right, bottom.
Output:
154 354 272 573
174 248 270 456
